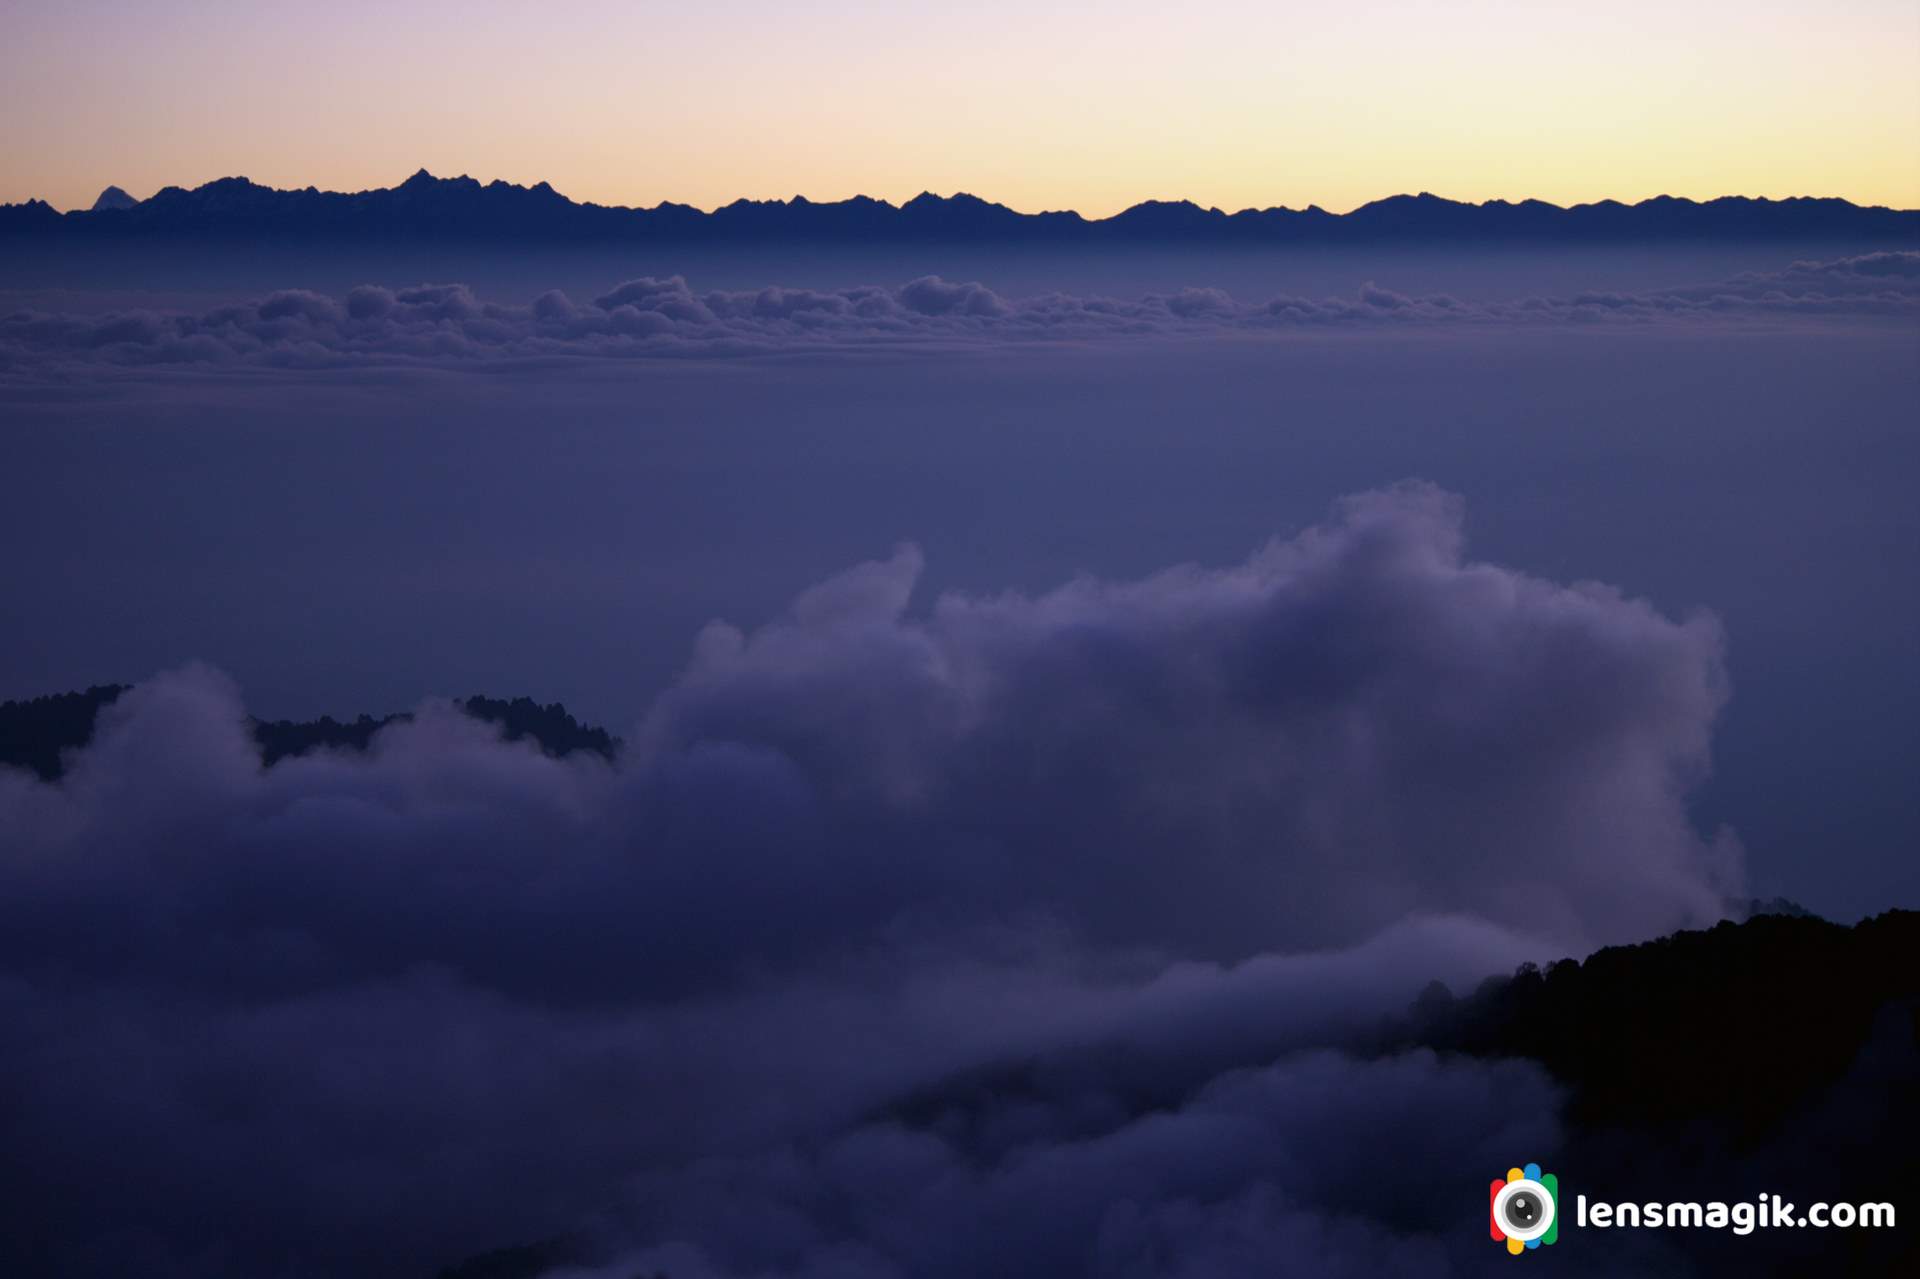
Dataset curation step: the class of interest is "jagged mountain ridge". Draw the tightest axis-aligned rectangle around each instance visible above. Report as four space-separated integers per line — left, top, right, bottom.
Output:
3 169 1916 243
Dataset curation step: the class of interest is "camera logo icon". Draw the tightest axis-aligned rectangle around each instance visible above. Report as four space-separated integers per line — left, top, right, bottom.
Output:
1490 1163 1559 1254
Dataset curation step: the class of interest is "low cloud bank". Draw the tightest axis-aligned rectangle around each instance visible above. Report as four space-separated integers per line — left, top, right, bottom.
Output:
0 485 1742 1275
569 1048 1568 1279
1 251 1914 374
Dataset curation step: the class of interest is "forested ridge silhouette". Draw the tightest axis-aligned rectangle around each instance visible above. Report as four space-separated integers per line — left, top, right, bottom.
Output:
0 685 618 779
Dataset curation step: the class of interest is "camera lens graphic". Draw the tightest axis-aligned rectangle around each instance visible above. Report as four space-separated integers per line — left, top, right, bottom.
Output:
1494 1178 1556 1242
1505 1189 1543 1230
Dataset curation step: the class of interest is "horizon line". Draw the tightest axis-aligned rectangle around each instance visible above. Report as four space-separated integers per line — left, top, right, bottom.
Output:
22 168 1920 219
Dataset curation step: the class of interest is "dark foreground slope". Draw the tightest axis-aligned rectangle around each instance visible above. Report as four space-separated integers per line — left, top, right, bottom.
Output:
1398 910 1918 1142
1414 911 1919 1276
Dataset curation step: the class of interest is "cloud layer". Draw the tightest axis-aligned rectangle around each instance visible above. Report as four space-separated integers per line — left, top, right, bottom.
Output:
0 485 1743 1276
2 251 1914 375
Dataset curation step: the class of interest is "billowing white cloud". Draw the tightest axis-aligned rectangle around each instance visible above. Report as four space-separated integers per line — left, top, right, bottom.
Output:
0 484 1744 1275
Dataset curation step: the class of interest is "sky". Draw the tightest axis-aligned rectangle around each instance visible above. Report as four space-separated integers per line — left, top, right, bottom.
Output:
4 0 1919 214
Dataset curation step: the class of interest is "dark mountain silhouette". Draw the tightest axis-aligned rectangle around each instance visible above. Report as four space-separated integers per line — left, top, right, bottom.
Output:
1395 909 1917 1142
89 184 136 212
0 685 619 779
0 197 62 232
0 685 131 781
3 171 1915 244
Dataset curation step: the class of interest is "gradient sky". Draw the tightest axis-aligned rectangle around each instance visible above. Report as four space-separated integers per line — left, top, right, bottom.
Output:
4 0 1919 214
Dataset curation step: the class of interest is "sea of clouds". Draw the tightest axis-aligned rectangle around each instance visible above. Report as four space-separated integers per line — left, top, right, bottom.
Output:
0 251 1914 375
0 483 1745 1276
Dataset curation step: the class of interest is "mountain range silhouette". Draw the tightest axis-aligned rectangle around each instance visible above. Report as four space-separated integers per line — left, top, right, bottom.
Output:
4 169 1916 244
